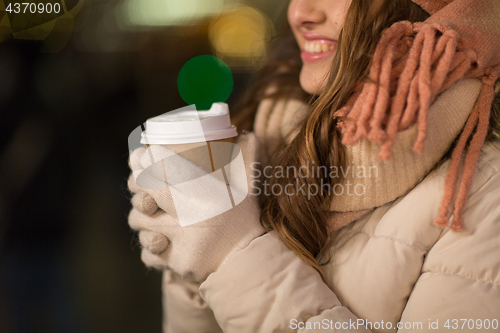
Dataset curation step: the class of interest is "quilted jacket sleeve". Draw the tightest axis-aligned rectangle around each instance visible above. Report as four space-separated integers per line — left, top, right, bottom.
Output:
199 232 372 333
162 270 222 333
396 142 500 332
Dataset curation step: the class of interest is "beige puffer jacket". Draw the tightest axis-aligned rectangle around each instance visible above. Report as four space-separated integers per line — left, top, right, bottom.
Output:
161 82 500 333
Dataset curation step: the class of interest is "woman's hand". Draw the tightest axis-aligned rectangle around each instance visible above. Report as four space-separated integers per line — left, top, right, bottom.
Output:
127 133 265 283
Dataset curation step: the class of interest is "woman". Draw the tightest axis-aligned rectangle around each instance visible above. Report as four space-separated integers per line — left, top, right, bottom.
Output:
128 0 500 332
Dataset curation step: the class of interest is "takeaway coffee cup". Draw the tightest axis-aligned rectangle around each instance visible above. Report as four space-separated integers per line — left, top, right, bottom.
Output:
140 103 238 180
135 103 248 227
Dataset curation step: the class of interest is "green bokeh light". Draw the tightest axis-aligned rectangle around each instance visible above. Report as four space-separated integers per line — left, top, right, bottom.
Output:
177 55 234 111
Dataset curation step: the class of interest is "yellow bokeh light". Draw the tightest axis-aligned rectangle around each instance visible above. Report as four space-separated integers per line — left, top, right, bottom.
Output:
208 6 274 67
0 0 84 52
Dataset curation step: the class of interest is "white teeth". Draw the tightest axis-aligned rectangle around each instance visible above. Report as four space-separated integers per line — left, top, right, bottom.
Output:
304 41 336 53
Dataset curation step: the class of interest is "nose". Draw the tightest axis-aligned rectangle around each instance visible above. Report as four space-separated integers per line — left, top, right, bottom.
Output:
288 0 327 28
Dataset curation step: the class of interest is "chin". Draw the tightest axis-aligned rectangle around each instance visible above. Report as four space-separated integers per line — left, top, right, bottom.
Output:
300 68 328 96
300 76 324 96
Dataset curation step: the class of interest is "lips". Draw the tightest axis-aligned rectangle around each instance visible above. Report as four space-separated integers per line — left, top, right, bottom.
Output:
300 32 338 63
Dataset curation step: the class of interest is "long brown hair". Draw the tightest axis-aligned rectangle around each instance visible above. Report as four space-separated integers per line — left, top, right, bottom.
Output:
234 0 499 283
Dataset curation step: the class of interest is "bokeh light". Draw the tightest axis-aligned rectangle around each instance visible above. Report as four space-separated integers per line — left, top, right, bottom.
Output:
1 0 84 52
177 55 234 110
0 1 13 42
208 5 274 68
122 0 237 27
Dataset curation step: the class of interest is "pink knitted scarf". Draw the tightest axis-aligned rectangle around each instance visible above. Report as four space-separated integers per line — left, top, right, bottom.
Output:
335 0 500 232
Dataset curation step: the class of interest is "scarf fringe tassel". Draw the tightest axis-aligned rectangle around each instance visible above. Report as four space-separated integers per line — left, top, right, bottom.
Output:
340 20 500 231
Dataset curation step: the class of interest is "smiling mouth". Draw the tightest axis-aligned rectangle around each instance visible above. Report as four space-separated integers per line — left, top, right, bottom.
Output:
303 40 337 53
301 40 337 63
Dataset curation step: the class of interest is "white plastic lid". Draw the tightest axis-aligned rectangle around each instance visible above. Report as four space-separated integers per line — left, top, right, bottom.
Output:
140 103 238 145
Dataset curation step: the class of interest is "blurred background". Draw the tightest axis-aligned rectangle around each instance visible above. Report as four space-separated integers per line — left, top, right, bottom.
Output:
0 0 288 332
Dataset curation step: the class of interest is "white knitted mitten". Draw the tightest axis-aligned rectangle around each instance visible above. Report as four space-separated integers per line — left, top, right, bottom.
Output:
128 133 265 282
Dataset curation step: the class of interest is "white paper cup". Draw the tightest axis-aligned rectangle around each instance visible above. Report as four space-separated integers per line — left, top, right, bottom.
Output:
141 103 238 179
136 103 247 227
